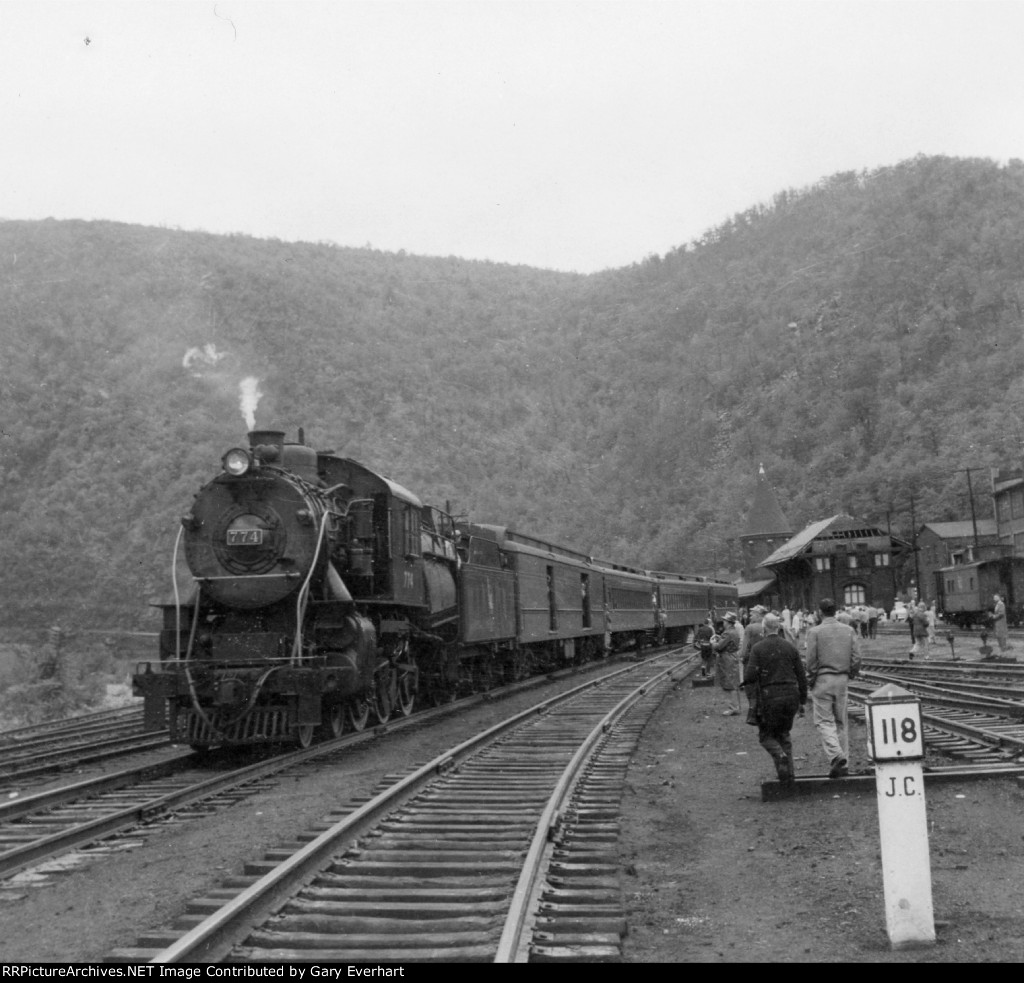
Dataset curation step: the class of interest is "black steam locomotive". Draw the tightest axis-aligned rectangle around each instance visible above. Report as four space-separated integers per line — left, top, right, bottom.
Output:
133 429 736 749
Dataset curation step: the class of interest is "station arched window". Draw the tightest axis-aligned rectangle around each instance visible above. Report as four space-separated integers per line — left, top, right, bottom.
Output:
843 583 866 606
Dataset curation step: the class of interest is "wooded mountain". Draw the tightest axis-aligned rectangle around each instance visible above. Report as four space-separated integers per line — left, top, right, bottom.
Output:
3 154 1022 629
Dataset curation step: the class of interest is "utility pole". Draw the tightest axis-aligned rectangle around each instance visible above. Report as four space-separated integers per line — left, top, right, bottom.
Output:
955 467 984 555
885 507 897 603
910 492 921 601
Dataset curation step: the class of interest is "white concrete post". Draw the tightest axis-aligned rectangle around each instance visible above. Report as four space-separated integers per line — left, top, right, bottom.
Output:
865 682 936 949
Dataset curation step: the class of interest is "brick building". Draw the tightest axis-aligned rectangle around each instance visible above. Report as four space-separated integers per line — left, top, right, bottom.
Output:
760 514 911 615
991 468 1024 554
916 519 1000 605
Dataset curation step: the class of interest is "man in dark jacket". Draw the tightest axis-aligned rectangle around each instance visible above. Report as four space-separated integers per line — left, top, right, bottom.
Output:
745 613 808 783
694 619 715 677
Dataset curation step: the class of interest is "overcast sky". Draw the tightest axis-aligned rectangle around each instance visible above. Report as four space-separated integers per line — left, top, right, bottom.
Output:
2 1 1022 273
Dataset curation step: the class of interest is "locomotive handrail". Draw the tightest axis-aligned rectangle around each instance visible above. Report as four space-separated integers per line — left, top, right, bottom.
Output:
171 525 186 663
192 573 302 581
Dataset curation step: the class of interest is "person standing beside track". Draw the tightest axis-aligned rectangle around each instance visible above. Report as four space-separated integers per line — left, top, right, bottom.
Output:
745 613 807 783
694 619 715 677
993 593 1012 654
805 597 861 778
927 601 938 647
713 612 743 716
911 603 929 660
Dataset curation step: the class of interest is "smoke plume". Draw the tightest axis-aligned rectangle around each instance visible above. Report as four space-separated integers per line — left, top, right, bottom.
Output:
239 377 262 431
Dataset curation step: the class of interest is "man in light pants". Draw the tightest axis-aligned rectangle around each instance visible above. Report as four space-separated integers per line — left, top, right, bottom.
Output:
805 597 861 778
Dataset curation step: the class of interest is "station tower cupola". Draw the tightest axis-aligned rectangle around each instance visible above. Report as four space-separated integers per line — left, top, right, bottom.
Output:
741 464 793 581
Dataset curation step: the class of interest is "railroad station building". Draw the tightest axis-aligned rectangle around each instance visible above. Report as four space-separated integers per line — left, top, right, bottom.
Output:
759 515 912 615
735 465 792 611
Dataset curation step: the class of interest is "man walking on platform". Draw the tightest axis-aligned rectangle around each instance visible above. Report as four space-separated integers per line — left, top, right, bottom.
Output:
745 613 807 783
805 597 861 778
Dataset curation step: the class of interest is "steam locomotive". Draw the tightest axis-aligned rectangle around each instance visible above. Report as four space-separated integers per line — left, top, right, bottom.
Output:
132 428 736 749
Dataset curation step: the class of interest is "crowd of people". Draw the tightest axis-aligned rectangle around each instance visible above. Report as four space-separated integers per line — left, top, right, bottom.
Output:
696 593 1013 789
696 589 1015 790
702 598 862 786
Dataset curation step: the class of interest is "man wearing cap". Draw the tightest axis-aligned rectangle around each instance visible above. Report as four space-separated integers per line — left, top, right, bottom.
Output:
805 597 862 778
712 613 743 715
745 613 807 782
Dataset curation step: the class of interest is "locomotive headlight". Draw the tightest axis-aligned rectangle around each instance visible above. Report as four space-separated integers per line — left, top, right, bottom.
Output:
222 447 252 477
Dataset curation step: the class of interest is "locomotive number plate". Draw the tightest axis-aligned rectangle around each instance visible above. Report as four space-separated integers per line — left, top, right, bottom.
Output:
227 528 264 546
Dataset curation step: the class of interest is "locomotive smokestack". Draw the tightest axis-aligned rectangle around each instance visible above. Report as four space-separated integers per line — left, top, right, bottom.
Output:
248 430 285 463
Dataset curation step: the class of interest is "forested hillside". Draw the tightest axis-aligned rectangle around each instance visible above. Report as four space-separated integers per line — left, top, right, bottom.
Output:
2 154 1023 629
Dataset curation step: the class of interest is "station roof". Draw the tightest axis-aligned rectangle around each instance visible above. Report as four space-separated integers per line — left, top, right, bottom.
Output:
920 519 997 539
736 577 776 599
760 514 910 567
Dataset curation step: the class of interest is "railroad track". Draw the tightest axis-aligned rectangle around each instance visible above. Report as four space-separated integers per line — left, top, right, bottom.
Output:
863 658 1024 691
0 706 167 783
0 653 646 888
0 705 145 749
106 649 695 963
847 670 1024 765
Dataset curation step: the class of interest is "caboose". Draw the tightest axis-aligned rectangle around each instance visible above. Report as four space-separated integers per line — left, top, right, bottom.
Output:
935 555 1024 629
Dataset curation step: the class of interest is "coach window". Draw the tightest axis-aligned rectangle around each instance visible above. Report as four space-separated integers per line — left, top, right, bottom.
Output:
581 573 592 628
547 566 558 631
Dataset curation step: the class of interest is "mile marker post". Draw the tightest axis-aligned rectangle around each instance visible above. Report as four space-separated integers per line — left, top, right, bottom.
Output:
865 683 935 949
